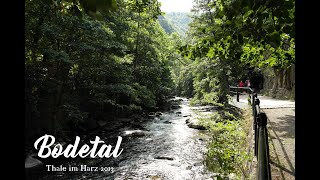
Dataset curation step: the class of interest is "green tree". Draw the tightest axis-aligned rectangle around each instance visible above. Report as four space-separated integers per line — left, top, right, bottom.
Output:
25 0 174 141
179 0 294 105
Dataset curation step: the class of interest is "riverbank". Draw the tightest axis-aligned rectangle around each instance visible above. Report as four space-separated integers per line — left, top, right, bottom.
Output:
26 97 216 180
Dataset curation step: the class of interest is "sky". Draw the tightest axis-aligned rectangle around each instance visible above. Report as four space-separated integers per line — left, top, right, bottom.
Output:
158 0 194 12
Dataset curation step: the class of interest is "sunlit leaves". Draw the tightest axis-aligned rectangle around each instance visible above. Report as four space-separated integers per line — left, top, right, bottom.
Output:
69 64 79 75
25 0 173 136
190 0 294 69
201 117 250 178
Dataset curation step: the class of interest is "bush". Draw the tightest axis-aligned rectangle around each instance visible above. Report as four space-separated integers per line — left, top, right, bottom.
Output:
199 109 252 179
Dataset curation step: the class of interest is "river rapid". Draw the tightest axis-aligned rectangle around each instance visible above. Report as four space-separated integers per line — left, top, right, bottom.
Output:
39 97 214 180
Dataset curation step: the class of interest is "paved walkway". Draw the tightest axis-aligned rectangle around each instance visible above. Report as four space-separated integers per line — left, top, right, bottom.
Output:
230 94 295 180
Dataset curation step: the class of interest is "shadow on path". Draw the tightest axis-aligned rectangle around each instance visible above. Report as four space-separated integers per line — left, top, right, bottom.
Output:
269 114 295 139
263 109 295 179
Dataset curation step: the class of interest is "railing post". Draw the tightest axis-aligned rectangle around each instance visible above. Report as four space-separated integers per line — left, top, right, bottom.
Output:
254 98 260 156
248 90 251 105
252 92 256 129
236 88 239 102
252 91 257 111
252 93 256 115
256 112 271 180
255 98 260 110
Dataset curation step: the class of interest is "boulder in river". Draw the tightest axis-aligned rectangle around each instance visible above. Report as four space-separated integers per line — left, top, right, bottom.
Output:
122 130 147 137
148 112 156 118
185 118 191 124
25 155 44 180
155 112 162 116
25 155 43 169
187 121 207 130
154 156 174 160
97 120 107 127
171 105 181 109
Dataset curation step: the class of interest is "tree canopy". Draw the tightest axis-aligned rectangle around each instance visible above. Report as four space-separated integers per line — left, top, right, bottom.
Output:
175 0 295 105
25 0 174 138
25 0 295 141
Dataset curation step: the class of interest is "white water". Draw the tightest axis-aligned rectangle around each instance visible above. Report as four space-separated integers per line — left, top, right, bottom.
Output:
41 98 214 180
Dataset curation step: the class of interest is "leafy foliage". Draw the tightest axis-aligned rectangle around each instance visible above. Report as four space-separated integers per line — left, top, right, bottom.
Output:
176 0 295 105
25 0 174 137
198 109 252 179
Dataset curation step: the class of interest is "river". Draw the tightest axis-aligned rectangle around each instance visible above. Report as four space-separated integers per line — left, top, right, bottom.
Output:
39 97 214 180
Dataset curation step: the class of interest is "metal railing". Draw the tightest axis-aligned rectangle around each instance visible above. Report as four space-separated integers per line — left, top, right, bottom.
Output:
229 86 271 180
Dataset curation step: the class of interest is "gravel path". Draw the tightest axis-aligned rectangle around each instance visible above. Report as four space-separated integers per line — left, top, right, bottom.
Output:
230 94 295 180
263 108 295 180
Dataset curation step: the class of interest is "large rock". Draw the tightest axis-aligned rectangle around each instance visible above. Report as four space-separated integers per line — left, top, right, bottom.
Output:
154 156 174 160
25 155 43 169
185 118 191 124
122 130 147 137
148 112 156 119
171 105 181 109
97 120 107 127
187 121 206 130
25 155 44 180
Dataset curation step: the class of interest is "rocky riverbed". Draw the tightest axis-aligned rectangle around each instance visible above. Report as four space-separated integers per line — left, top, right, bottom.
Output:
26 97 216 180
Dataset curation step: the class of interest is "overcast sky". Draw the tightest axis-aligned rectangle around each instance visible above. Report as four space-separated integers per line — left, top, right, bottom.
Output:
158 0 194 12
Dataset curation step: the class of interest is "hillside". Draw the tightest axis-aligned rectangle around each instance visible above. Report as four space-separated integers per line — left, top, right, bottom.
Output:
158 15 176 34
158 12 192 37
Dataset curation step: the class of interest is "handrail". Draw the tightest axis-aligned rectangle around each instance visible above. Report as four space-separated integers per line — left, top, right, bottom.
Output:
229 85 254 93
229 86 254 104
256 113 271 180
229 85 271 180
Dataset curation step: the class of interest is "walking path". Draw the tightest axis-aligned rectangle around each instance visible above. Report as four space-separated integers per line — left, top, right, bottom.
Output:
230 94 295 180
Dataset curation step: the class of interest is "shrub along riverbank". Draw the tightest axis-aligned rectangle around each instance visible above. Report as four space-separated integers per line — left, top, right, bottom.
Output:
197 105 254 179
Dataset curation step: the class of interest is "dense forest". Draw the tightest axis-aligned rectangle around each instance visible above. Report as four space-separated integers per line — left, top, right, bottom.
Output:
177 0 294 104
25 0 177 143
25 0 294 178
